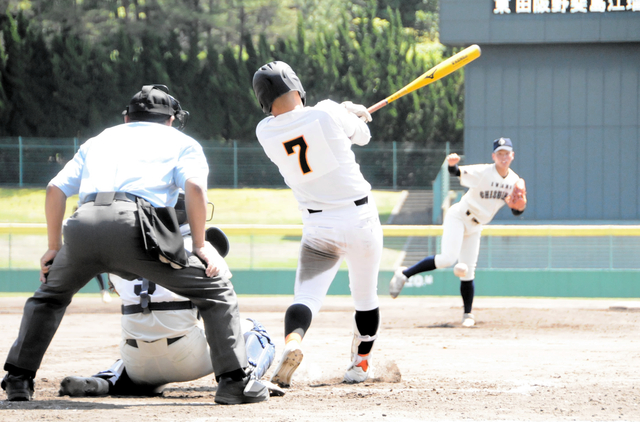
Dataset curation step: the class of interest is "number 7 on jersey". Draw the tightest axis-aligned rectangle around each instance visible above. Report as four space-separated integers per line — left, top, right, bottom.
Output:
284 136 312 174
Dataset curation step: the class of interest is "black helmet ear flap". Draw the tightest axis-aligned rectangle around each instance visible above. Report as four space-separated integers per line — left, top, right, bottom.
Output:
168 94 189 131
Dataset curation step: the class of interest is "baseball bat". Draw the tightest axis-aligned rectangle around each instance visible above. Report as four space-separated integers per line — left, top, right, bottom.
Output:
367 44 481 114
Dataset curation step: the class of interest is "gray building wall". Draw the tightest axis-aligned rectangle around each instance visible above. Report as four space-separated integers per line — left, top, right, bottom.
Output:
440 0 640 222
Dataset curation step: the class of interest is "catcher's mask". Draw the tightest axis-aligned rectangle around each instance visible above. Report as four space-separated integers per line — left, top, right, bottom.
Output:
252 61 306 114
123 84 190 130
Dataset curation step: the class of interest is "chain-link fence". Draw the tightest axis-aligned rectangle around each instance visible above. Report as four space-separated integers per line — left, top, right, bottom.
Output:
0 137 452 189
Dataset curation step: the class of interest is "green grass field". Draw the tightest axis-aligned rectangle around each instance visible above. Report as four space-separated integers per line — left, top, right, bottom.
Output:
0 188 406 269
0 188 402 224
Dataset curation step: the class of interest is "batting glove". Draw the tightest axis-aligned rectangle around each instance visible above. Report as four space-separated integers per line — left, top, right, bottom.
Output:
341 101 372 123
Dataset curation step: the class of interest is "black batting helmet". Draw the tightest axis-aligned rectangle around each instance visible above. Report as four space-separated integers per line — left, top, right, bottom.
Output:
123 84 190 130
252 61 306 114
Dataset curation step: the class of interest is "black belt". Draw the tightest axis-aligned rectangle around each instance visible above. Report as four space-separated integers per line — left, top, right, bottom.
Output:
121 301 196 315
466 210 480 225
308 196 368 214
83 191 138 205
125 336 184 348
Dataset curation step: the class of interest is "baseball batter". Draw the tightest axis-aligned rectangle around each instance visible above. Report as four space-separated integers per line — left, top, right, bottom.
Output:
252 61 383 387
390 138 527 327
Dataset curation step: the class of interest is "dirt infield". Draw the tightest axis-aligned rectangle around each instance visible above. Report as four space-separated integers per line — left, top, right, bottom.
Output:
1 295 639 421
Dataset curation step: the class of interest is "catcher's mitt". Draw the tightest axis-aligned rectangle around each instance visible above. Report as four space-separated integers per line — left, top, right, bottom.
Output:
507 178 527 211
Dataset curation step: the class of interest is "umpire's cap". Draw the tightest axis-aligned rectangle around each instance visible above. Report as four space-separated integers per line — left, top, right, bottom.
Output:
252 61 306 114
123 84 190 130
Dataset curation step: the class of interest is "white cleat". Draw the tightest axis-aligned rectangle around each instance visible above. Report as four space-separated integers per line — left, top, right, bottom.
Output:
389 267 408 298
270 342 303 388
344 354 373 384
462 313 475 327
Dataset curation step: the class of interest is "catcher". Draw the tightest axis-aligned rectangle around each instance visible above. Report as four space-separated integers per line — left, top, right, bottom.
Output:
58 196 282 398
390 137 527 327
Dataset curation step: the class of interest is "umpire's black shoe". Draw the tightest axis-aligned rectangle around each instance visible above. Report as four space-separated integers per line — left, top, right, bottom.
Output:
1 373 34 401
214 375 268 405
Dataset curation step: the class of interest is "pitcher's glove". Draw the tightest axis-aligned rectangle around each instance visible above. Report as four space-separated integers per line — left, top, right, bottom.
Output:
506 178 527 211
341 101 372 123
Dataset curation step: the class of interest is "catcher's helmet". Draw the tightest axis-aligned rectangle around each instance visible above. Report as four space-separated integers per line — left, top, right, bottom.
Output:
123 84 190 130
252 61 306 114
205 227 230 258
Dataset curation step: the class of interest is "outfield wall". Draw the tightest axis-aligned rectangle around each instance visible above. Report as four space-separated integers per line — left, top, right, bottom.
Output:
2 269 638 298
2 224 638 298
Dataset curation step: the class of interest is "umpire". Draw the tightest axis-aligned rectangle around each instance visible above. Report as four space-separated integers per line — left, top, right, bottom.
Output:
1 85 268 405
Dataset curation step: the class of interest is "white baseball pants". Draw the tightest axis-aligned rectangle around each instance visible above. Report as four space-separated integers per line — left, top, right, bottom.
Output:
294 197 383 316
435 202 482 281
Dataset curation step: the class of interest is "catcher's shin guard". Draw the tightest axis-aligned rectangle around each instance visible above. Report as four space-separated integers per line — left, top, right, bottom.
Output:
243 318 278 397
244 318 275 380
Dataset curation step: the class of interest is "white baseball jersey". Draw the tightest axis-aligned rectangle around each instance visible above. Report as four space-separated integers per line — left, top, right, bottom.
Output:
256 99 382 315
255 100 371 211
457 163 521 225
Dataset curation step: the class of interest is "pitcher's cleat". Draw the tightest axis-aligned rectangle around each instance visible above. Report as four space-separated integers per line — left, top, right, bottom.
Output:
389 267 408 298
462 313 475 327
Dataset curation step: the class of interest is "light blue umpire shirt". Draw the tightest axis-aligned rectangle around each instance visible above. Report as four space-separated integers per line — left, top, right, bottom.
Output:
50 122 209 208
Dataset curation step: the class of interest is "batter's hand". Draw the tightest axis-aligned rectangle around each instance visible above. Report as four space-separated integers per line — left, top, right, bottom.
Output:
341 101 372 123
192 242 221 278
40 249 58 283
506 178 527 211
447 153 461 166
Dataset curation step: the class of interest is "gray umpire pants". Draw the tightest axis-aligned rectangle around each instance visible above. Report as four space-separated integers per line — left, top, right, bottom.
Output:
4 200 247 377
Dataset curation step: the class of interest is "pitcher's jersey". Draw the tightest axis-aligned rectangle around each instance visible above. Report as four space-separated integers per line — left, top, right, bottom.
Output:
457 163 520 224
255 100 371 211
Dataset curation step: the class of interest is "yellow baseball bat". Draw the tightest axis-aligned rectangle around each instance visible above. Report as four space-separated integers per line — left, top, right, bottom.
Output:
367 44 481 114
